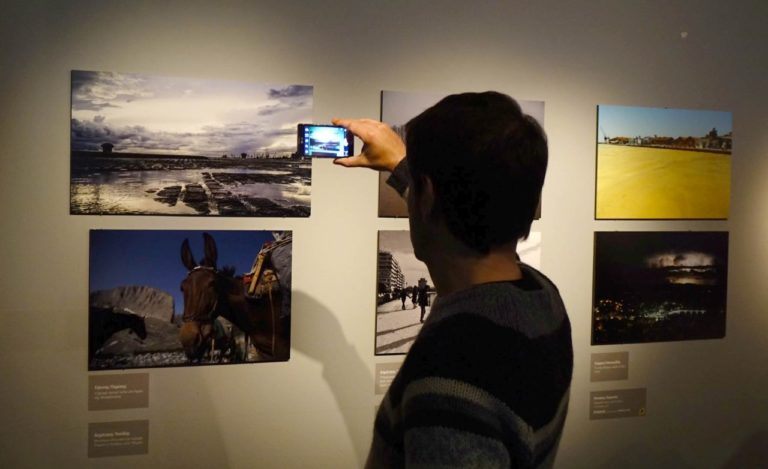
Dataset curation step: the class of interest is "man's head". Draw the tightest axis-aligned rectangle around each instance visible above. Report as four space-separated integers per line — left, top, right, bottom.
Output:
405 91 547 260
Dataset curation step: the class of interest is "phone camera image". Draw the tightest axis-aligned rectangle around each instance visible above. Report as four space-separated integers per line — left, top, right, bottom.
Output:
298 125 353 158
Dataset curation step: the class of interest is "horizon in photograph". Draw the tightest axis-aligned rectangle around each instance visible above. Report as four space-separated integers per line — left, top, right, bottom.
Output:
598 105 732 142
592 231 728 345
72 70 312 157
596 104 732 220
70 70 313 216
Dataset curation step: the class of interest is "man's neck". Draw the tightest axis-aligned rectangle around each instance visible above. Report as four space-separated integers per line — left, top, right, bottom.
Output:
426 244 523 297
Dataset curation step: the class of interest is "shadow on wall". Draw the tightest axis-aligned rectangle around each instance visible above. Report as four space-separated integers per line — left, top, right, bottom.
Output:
721 430 768 468
595 445 697 469
291 290 374 465
589 431 768 469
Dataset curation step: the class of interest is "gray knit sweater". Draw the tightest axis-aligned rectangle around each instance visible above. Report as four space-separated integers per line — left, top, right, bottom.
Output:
366 264 573 468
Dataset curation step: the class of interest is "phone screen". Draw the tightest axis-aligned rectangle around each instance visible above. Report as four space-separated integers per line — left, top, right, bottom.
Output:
299 125 353 157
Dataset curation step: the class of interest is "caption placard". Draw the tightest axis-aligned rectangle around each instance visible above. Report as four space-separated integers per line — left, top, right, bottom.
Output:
89 373 149 411
88 420 149 458
375 362 401 395
590 388 647 420
590 352 629 382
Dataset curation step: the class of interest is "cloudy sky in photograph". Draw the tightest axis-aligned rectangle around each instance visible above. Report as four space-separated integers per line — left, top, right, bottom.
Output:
594 231 728 291
71 70 312 157
378 230 433 287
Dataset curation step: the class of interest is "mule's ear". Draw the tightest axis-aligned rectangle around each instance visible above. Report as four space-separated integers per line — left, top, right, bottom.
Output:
181 239 197 271
203 232 218 269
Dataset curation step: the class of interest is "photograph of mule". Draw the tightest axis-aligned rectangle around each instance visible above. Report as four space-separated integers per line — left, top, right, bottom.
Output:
180 232 291 363
88 229 292 370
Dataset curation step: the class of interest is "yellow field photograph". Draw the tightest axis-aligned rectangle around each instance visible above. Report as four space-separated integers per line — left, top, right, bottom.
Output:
596 105 732 219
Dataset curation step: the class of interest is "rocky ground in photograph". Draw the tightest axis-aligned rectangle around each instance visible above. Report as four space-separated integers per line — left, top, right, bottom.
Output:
150 170 310 216
89 285 270 369
72 154 311 216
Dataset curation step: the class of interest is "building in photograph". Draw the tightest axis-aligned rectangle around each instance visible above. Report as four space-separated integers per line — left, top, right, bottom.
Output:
377 251 405 293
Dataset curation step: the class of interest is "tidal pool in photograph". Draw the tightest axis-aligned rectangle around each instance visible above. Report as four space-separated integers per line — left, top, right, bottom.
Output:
71 154 311 216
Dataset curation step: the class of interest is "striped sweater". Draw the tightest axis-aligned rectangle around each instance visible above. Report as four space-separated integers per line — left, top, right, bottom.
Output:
367 264 573 468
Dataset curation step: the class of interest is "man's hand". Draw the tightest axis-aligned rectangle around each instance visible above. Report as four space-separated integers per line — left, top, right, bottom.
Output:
331 118 406 172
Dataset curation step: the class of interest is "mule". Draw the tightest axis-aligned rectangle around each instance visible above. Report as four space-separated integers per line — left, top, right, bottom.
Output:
179 233 290 363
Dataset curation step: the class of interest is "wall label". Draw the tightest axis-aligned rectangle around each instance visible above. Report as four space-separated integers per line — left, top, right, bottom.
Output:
590 388 646 420
590 352 629 382
88 420 149 458
375 362 402 395
89 373 149 411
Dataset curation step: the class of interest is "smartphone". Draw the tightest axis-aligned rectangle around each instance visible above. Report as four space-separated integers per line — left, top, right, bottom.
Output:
297 124 354 158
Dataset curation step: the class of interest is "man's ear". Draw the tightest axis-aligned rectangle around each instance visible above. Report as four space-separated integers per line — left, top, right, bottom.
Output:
417 176 436 220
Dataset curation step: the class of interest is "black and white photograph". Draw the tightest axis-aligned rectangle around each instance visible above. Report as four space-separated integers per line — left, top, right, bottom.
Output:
378 90 545 218
71 70 313 216
375 230 435 355
592 231 728 345
89 229 292 370
375 230 541 355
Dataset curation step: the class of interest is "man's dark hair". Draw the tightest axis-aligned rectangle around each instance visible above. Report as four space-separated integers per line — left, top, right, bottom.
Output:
405 91 547 256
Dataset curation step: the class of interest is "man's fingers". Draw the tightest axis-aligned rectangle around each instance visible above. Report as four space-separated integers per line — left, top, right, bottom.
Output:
330 118 404 172
332 118 381 141
331 117 350 128
333 155 367 168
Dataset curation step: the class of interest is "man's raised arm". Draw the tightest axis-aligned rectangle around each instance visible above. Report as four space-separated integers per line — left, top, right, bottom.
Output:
331 118 406 172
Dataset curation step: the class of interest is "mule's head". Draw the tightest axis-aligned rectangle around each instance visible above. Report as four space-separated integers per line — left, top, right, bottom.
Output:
179 233 220 361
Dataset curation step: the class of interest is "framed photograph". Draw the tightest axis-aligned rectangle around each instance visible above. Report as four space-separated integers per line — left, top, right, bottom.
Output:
376 230 435 355
378 90 545 218
592 231 728 345
89 230 292 370
375 230 541 355
71 70 312 216
596 105 732 219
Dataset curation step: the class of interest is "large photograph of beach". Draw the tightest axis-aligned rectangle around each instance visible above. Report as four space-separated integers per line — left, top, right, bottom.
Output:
596 105 732 219
592 231 728 345
71 71 312 216
375 230 541 355
89 230 292 370
379 90 545 218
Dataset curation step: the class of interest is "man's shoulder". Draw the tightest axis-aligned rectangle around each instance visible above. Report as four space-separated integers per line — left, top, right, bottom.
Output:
422 274 569 343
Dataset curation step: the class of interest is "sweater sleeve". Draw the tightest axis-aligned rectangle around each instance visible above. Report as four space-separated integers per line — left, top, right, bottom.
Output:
385 158 411 197
401 387 512 468
395 318 515 468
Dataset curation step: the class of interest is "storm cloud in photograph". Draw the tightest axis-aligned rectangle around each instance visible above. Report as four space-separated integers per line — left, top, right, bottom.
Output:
592 231 729 345
71 70 312 157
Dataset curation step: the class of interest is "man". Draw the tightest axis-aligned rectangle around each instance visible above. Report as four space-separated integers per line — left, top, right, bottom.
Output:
334 92 573 468
417 280 429 323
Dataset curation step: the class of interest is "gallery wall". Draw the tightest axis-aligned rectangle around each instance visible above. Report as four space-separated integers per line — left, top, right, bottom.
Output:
1 0 767 467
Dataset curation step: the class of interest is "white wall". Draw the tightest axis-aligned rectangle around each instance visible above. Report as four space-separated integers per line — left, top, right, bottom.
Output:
1 1 766 467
